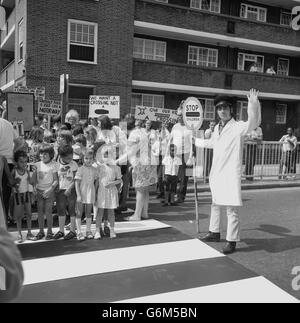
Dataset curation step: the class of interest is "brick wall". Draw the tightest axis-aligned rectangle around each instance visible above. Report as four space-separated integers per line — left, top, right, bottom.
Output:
135 0 300 47
26 0 135 116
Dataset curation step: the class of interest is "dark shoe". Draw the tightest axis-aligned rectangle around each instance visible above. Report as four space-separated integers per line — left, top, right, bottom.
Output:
35 231 45 240
46 232 54 240
162 202 169 207
200 231 221 242
104 226 110 237
64 231 77 240
223 242 237 255
176 199 184 204
53 231 65 240
170 202 178 206
100 227 105 238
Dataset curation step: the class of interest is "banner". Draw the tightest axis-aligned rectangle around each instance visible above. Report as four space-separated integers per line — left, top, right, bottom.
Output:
89 96 120 119
38 100 62 116
14 86 46 101
135 106 178 124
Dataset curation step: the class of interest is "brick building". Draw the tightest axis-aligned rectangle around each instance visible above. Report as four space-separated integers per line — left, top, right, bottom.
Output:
0 0 300 140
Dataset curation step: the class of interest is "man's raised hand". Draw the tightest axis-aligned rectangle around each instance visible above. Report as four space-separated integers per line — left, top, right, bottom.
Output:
247 88 259 104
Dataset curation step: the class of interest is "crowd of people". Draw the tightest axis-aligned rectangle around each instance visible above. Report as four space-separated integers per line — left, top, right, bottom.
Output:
0 103 199 243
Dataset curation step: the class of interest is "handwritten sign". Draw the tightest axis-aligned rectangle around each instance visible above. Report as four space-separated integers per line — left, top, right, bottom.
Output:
14 86 46 101
38 100 62 116
135 106 178 124
89 96 120 119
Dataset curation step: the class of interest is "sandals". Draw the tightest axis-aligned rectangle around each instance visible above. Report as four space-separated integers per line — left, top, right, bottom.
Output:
26 233 37 241
35 231 45 240
53 231 65 240
86 231 94 240
46 232 54 240
64 231 77 240
77 232 85 241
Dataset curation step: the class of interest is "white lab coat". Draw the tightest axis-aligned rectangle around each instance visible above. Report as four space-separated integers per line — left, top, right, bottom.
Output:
195 100 260 206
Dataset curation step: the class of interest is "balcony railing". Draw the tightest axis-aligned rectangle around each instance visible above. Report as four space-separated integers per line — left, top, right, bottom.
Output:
135 0 300 48
133 59 300 96
0 59 15 88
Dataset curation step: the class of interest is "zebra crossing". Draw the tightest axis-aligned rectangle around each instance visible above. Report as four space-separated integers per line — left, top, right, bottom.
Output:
14 219 298 303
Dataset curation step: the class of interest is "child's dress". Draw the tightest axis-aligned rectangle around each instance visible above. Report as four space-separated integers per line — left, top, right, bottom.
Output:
96 164 121 209
75 165 98 204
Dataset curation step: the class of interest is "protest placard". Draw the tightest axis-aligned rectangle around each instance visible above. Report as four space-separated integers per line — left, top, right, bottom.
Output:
89 96 120 119
134 106 178 124
38 100 62 116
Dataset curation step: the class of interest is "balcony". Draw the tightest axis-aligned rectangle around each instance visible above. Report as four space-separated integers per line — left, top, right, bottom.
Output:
0 59 15 90
1 6 15 51
132 59 300 100
135 0 300 56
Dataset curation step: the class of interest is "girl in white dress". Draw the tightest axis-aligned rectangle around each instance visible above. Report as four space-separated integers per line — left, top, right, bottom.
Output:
75 149 98 240
95 145 122 239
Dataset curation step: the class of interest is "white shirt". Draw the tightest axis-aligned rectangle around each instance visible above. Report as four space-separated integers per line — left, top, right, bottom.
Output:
36 161 58 191
280 135 297 152
0 118 18 164
170 123 192 155
163 155 182 176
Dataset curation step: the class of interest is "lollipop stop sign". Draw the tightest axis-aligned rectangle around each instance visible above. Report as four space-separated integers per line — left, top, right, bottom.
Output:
183 97 203 131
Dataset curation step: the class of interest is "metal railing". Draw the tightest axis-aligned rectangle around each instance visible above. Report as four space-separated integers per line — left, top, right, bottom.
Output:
202 141 300 182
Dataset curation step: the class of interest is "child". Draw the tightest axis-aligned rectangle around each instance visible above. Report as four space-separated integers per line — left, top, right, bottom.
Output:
73 134 87 166
85 126 97 149
75 149 98 241
32 144 58 240
54 130 73 160
53 145 78 240
11 150 36 242
95 145 122 239
162 144 182 206
27 127 44 164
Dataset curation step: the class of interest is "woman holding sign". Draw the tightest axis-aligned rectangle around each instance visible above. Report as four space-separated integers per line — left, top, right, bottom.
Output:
194 89 261 254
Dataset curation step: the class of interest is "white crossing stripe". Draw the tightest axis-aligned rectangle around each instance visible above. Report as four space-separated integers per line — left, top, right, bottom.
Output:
117 277 299 304
22 239 223 285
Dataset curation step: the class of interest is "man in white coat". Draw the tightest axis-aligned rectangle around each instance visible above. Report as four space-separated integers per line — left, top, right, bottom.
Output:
194 89 261 254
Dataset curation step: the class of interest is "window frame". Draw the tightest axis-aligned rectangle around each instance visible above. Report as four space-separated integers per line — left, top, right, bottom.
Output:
190 0 221 14
67 19 98 65
237 52 264 72
198 98 215 120
240 3 267 22
275 103 287 124
133 38 167 62
188 45 218 68
18 18 24 63
277 58 289 76
236 101 248 121
131 93 165 110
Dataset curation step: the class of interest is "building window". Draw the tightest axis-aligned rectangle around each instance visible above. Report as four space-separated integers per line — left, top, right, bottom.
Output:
188 46 218 68
18 18 24 63
190 0 221 13
131 93 164 111
277 58 289 76
133 38 166 61
238 53 264 72
240 3 267 22
276 104 287 124
68 19 98 64
280 11 292 26
236 101 248 121
199 98 215 120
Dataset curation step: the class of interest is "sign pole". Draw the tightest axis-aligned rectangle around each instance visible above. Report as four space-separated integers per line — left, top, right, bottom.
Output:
182 97 203 234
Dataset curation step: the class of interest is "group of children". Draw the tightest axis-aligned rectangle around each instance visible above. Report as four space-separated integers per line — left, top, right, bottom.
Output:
11 126 122 243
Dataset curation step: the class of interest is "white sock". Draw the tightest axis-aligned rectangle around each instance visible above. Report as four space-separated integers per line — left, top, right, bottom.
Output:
70 217 76 232
58 216 65 233
75 218 82 233
86 218 92 232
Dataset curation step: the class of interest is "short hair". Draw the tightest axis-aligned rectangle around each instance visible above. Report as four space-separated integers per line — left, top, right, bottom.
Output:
52 115 62 124
58 130 73 146
43 130 54 143
85 127 97 141
14 150 28 163
29 127 44 142
74 134 87 147
39 144 55 160
98 115 113 130
72 125 84 137
65 109 79 124
62 122 72 131
58 144 73 157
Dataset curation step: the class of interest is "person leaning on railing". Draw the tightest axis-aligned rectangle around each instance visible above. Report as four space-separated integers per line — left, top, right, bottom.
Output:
279 128 297 180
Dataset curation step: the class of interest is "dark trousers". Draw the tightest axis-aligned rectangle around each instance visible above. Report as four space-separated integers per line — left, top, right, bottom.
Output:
177 153 189 201
119 165 132 208
2 163 14 222
157 155 164 195
164 175 178 193
204 149 213 181
245 144 257 180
